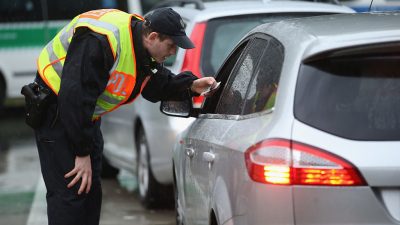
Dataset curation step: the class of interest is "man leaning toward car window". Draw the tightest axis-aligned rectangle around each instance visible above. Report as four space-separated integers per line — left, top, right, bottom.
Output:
22 7 216 225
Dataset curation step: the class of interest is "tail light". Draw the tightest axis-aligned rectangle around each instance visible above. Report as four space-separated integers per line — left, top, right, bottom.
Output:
244 139 366 186
181 22 207 108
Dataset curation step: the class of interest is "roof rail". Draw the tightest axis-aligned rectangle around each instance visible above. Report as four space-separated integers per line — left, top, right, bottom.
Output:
151 0 205 11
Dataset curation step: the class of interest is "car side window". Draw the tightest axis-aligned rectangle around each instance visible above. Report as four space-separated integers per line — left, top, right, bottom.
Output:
0 0 43 22
47 0 129 20
243 38 284 114
201 40 249 114
215 38 269 115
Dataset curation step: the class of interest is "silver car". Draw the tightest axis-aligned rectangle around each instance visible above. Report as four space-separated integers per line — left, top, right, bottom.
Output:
100 0 354 208
163 12 400 225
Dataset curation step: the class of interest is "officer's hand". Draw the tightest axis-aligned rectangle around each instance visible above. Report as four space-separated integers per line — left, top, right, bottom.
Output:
191 77 217 96
64 155 92 195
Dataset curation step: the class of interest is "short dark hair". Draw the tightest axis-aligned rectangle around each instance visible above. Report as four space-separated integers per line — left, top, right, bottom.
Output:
142 22 169 41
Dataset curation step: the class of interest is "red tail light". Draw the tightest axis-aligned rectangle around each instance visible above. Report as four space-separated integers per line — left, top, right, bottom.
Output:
244 139 366 186
181 22 207 108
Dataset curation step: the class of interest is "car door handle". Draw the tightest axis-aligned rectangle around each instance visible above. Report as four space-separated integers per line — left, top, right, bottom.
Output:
202 151 215 163
185 147 195 158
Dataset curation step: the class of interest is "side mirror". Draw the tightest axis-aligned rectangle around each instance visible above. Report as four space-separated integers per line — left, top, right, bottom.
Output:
160 99 199 118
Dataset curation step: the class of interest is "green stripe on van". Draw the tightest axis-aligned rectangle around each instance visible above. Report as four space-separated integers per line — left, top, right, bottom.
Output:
0 26 63 49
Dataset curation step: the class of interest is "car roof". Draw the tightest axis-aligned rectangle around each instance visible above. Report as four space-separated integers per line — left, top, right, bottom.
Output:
172 0 354 22
248 12 400 59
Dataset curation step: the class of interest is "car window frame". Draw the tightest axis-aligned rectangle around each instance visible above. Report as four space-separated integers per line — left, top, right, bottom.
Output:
200 37 251 117
214 37 270 115
201 33 280 118
242 34 285 116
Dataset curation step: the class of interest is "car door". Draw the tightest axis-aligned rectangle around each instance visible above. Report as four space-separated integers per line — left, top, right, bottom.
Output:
183 37 270 225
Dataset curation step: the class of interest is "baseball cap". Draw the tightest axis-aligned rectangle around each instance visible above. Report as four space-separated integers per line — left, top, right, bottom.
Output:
144 8 195 49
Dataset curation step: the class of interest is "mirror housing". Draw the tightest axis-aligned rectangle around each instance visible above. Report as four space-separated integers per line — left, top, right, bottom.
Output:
160 99 200 118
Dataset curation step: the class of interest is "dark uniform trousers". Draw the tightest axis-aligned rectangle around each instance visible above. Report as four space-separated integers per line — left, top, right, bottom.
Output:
34 102 103 225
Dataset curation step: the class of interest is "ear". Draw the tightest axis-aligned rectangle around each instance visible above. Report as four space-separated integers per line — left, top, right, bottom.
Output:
143 32 158 49
148 32 159 41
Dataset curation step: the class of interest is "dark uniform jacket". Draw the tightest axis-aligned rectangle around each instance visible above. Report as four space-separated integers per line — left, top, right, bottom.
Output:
36 18 197 156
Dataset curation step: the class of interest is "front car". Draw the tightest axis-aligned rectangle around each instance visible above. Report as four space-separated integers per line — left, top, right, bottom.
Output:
172 12 400 225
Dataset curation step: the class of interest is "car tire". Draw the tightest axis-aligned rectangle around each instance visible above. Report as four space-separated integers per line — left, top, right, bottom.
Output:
136 127 162 209
101 154 119 179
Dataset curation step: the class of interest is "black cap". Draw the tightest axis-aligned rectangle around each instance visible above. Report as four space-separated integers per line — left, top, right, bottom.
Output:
144 8 195 49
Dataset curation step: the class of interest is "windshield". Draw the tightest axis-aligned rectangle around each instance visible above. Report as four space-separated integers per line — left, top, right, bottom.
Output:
295 47 400 141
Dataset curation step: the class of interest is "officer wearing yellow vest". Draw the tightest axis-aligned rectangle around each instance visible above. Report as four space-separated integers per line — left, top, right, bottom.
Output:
24 8 216 225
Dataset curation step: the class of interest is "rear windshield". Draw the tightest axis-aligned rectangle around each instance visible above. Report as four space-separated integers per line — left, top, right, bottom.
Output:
295 46 400 141
202 13 331 76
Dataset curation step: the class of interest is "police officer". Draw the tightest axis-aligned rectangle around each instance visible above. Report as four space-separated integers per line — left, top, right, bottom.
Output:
31 7 216 225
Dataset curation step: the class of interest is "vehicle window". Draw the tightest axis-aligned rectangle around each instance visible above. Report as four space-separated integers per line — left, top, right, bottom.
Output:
201 40 249 114
0 0 133 22
243 38 284 114
295 46 400 141
215 38 268 115
202 13 330 76
0 0 43 22
47 0 129 20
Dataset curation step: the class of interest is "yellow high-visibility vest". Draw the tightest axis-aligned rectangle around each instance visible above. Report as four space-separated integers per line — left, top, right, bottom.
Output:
37 9 145 120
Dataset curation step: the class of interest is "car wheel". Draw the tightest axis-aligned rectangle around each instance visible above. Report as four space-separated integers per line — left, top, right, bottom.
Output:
174 172 184 225
136 127 161 208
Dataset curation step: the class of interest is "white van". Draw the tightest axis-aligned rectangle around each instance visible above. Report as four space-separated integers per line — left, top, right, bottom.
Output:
0 0 142 108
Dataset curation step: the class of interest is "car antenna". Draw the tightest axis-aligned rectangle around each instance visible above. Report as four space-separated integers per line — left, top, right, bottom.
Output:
368 0 375 12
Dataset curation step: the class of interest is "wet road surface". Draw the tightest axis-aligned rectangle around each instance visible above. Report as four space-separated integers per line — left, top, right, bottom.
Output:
0 107 175 225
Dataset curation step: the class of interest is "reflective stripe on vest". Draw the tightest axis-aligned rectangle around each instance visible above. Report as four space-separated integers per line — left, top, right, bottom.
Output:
37 9 140 120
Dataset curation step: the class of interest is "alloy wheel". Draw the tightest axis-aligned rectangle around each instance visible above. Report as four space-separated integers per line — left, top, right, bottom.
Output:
138 133 150 198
